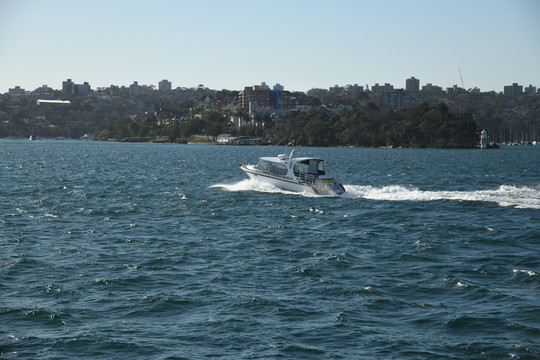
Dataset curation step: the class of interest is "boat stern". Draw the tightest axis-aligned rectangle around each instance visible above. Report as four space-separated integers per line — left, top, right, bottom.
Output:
314 177 346 196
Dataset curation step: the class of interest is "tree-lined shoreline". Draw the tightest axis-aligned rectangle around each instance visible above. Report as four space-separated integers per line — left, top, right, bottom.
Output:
2 84 539 147
95 103 478 148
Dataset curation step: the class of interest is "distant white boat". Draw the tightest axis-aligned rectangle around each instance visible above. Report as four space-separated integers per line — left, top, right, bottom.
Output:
241 150 345 196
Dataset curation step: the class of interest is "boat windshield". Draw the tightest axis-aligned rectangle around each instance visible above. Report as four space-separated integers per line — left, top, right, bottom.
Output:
255 160 268 170
268 163 288 176
255 160 288 176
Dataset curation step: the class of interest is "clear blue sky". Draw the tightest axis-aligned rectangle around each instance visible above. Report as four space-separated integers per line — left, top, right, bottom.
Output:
1 0 539 93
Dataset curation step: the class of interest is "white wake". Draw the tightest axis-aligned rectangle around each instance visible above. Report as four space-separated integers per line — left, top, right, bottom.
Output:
342 184 540 209
211 179 317 197
213 180 540 209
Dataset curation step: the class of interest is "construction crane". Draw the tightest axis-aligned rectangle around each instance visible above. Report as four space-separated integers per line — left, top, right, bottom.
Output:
458 68 465 89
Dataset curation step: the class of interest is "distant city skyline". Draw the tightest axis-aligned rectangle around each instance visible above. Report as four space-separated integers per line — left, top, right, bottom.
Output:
1 0 539 94
6 77 539 96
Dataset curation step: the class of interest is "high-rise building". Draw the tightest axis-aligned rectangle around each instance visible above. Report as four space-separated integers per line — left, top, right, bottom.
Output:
382 89 410 110
421 83 443 92
524 84 537 94
371 83 383 94
238 85 276 111
159 79 172 91
329 85 344 94
74 82 91 96
504 83 523 96
62 79 91 96
8 86 25 95
371 83 394 95
346 84 364 94
406 77 420 93
446 85 465 95
62 79 74 95
130 81 141 96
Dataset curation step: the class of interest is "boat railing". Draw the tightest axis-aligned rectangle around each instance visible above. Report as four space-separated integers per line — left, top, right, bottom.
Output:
261 168 317 183
296 172 315 183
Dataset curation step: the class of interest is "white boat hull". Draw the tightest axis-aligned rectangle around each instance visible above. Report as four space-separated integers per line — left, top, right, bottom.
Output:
241 164 344 196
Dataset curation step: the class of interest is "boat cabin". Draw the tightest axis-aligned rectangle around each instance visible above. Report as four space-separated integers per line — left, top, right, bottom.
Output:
293 158 325 177
254 157 326 179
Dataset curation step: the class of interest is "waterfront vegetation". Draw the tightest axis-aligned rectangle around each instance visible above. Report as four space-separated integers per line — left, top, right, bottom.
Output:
272 103 476 148
1 85 539 147
90 103 477 147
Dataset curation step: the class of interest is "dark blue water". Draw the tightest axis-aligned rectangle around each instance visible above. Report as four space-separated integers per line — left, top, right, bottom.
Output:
1 140 539 359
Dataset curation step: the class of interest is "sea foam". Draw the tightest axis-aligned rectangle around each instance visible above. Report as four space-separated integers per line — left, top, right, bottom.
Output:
214 180 540 209
211 179 292 194
342 184 540 209
211 179 319 196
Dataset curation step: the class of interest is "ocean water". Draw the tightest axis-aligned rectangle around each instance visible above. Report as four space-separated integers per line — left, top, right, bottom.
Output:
1 139 539 359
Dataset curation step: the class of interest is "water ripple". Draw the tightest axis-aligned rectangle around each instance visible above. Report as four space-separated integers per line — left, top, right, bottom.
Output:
1 140 539 359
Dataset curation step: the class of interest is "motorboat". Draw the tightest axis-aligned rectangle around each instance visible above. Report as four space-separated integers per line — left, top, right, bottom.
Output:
240 150 345 195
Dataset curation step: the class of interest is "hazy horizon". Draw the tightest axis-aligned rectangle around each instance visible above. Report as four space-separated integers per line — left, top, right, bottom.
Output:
1 0 539 94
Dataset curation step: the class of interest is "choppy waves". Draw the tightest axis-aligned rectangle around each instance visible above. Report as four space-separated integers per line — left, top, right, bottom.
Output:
2 141 539 360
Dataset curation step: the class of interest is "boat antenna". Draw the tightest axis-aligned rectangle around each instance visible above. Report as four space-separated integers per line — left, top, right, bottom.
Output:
289 148 295 159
